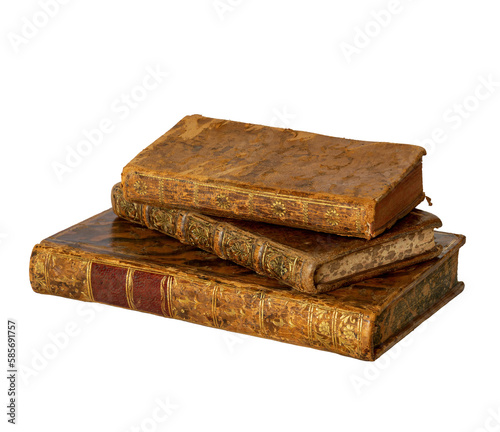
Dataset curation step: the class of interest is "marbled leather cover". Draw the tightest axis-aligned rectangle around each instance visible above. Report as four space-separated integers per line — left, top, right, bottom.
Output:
112 183 442 293
29 210 465 361
122 115 426 238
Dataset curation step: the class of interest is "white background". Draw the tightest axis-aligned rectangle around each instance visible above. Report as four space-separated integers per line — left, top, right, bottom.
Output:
2 1 499 431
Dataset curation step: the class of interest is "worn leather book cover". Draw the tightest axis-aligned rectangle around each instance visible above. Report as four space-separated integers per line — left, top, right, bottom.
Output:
122 115 426 239
29 209 465 361
112 183 443 294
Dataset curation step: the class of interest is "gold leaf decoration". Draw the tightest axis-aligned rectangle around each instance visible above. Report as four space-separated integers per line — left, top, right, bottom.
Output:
215 194 231 209
227 239 252 265
318 321 331 336
222 231 253 267
186 220 211 249
336 311 361 356
325 208 339 226
133 180 148 196
342 324 356 341
261 245 299 285
150 208 177 236
114 188 140 222
31 254 48 294
271 200 286 218
268 255 289 277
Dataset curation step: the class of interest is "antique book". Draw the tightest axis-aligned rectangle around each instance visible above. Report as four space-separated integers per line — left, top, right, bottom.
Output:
29 209 465 361
112 183 443 293
121 115 427 239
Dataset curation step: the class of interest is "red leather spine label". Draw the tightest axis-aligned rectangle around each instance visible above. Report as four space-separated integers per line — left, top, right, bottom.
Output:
91 263 128 308
132 270 167 316
90 263 170 317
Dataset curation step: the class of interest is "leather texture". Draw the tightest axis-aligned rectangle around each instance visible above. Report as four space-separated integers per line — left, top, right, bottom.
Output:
122 115 426 238
30 209 465 361
112 183 442 293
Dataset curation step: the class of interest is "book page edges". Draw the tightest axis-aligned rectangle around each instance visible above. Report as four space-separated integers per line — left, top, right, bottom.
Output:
374 282 464 360
314 229 441 292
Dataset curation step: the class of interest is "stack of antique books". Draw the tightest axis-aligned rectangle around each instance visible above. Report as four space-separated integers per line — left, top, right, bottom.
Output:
29 115 465 361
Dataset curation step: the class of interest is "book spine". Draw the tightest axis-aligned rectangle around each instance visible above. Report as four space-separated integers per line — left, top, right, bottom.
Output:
121 170 370 238
29 244 374 361
112 184 318 293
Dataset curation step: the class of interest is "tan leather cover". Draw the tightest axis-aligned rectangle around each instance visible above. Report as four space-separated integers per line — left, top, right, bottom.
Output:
122 115 426 238
29 209 465 361
112 183 442 293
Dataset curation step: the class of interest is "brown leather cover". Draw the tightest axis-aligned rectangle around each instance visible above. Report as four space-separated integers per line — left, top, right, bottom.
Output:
112 183 442 293
121 115 426 238
29 209 465 360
